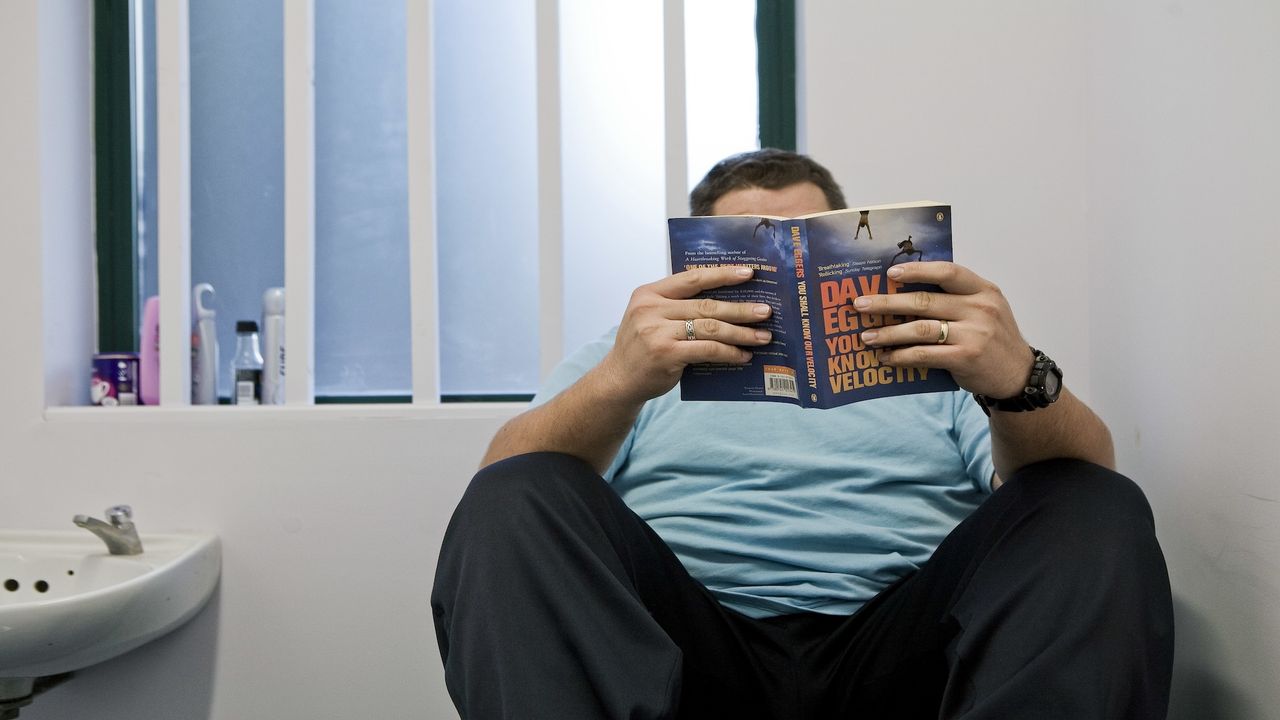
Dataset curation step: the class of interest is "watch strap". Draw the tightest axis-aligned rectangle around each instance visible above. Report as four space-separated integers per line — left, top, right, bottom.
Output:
973 347 1061 415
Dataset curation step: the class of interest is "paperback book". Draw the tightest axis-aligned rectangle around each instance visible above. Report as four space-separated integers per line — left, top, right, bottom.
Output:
667 202 958 408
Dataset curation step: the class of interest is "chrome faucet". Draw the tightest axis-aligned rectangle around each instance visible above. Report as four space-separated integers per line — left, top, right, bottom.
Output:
73 505 144 555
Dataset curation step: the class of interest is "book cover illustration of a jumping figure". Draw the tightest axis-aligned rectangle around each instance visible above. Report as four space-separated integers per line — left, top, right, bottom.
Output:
667 202 959 409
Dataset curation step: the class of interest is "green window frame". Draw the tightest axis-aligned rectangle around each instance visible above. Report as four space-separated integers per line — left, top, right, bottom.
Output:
757 0 797 151
94 0 140 354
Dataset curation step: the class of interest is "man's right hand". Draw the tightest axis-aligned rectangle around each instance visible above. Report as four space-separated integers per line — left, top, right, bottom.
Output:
481 266 772 472
597 266 774 405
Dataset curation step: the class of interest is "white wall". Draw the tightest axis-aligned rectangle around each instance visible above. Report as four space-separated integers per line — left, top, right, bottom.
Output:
1084 1 1280 716
804 1 1279 716
801 1 1094 396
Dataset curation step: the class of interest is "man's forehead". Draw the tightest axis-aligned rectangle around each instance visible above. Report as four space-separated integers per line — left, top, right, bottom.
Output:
710 182 831 217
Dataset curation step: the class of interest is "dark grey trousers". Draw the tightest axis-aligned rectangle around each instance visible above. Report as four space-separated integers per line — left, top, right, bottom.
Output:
431 453 1174 719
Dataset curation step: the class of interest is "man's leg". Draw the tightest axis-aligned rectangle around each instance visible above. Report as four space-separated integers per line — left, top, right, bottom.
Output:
814 459 1174 719
430 452 790 720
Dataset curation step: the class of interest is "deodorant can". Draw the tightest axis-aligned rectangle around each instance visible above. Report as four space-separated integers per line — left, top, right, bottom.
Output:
91 353 140 406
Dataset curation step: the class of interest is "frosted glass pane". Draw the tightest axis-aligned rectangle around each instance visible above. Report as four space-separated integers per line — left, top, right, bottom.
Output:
434 0 540 396
560 1 669 357
315 0 411 396
138 0 158 316
685 0 760 190
189 0 285 399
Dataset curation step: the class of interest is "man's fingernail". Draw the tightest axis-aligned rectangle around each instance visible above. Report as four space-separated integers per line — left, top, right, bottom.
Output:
853 297 871 310
755 329 772 342
887 266 904 279
753 304 772 316
861 330 878 343
736 268 753 277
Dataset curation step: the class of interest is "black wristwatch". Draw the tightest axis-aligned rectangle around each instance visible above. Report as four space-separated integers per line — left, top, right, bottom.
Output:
973 347 1062 415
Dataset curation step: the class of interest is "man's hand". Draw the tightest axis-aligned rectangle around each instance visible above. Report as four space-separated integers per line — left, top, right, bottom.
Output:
481 265 774 472
853 261 1032 398
599 266 775 405
853 260 1115 478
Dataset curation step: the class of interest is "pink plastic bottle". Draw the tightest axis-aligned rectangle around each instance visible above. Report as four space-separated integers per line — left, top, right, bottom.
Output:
139 295 161 405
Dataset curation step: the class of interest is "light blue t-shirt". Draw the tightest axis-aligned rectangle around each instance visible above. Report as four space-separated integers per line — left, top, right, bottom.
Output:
534 328 995 619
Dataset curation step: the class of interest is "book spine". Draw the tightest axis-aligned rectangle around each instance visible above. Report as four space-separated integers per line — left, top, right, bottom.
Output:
789 222 818 406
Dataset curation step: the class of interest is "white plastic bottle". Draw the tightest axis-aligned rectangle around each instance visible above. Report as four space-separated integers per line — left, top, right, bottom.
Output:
261 287 286 405
230 321 264 405
191 284 219 404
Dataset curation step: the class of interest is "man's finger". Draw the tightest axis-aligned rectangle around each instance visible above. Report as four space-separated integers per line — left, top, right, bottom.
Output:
876 344 964 369
886 261 990 296
852 289 961 320
657 266 756 300
862 318 955 348
671 340 754 365
679 318 772 346
676 296 773 324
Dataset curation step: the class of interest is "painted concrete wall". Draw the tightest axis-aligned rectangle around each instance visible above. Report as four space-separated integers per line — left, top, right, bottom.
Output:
1082 1 1280 716
800 1 1094 399
802 1 1279 716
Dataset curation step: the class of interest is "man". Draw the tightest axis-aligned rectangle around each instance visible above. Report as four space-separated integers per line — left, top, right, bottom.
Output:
432 149 1173 719
855 208 873 239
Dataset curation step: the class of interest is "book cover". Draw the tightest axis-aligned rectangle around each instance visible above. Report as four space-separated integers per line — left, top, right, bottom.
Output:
667 202 959 409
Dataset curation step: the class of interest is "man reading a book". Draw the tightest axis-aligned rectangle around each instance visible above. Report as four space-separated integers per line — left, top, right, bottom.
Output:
431 149 1174 719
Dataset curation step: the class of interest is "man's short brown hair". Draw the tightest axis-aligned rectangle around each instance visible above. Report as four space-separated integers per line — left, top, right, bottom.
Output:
689 148 847 216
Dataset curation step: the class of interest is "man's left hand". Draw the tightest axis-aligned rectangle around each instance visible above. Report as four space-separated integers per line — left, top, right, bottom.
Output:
854 261 1032 399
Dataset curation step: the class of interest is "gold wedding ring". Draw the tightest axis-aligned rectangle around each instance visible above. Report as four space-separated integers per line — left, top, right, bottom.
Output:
685 319 697 341
936 320 950 345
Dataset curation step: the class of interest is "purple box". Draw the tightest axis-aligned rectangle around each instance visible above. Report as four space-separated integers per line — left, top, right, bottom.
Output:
91 353 140 406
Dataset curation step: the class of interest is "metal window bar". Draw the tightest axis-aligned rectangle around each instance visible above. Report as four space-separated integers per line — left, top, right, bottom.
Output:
284 0 316 405
407 0 441 404
154 0 192 406
663 0 689 220
535 0 564 382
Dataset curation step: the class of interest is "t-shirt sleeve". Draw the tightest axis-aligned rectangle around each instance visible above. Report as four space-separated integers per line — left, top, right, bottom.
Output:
530 328 616 406
952 389 997 493
528 327 634 481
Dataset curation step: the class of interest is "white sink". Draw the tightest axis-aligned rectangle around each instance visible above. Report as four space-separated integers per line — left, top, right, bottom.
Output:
0 529 221 680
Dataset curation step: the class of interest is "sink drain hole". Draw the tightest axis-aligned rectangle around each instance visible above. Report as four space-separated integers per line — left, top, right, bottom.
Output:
35 580 49 593
3 579 17 592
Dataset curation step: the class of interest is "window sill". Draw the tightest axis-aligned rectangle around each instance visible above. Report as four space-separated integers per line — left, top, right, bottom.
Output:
43 402 528 425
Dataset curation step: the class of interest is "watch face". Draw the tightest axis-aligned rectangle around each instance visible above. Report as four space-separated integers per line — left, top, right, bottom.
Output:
1044 366 1062 397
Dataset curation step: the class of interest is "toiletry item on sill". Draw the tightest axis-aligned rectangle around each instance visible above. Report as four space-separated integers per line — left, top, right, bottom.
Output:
261 287 285 405
191 283 219 405
139 296 160 405
91 353 139 406
231 320 264 405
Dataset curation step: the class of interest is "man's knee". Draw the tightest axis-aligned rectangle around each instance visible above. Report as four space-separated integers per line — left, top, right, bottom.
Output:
434 452 604 603
439 451 619 576
455 451 601 524
1000 459 1170 612
1005 458 1157 536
